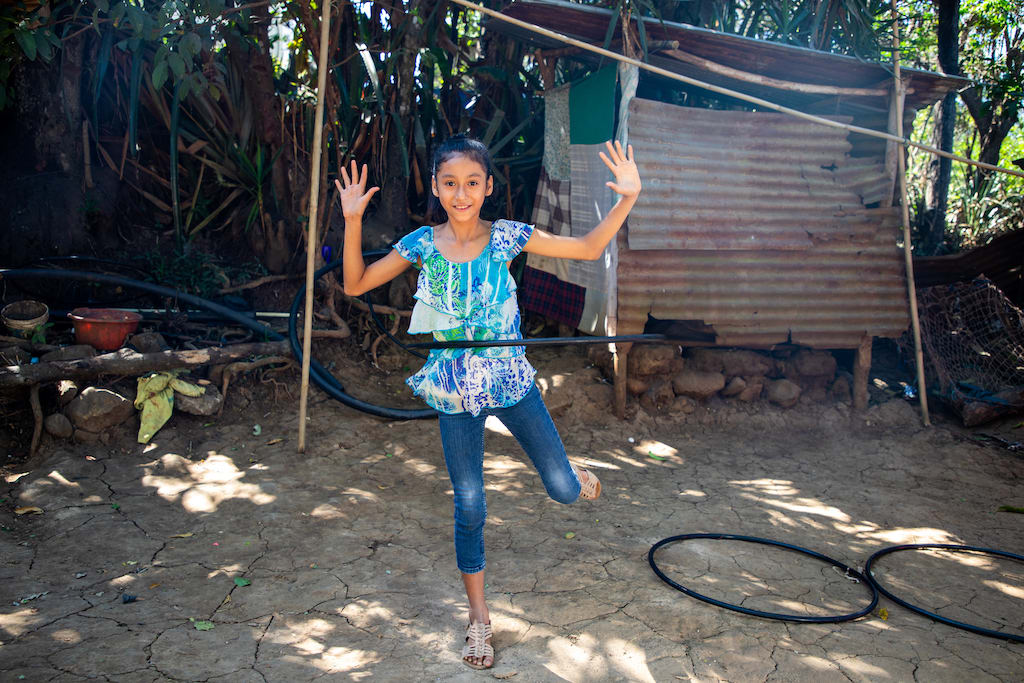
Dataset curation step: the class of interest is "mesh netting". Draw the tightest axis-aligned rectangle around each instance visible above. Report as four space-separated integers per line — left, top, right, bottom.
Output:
905 278 1024 423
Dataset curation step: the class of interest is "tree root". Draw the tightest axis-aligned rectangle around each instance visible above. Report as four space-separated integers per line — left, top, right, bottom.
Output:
218 355 297 416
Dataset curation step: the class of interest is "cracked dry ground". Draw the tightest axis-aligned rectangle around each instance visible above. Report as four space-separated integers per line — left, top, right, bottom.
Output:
2 350 1024 682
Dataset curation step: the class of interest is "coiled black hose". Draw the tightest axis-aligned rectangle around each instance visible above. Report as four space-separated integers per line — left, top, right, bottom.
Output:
648 533 879 623
287 255 435 420
865 543 1024 643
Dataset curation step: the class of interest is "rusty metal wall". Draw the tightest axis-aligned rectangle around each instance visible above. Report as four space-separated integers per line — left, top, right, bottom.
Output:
619 98 908 348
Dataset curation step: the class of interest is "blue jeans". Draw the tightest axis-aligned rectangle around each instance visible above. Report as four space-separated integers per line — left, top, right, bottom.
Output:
438 385 581 574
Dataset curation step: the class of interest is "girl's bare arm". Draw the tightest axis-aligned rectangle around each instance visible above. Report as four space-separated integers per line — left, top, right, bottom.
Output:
523 140 641 261
335 160 412 296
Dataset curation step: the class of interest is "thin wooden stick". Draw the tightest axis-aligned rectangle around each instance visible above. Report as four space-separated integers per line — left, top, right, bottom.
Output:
892 4 930 427
82 121 94 188
447 0 1024 181
298 0 333 453
29 384 42 457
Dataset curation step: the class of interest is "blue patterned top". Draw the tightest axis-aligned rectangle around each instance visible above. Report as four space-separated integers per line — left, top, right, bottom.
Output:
393 220 537 415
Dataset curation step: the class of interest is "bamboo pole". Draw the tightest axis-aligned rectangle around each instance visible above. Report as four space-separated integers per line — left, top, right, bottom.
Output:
298 0 334 453
446 0 1024 181
892 5 931 427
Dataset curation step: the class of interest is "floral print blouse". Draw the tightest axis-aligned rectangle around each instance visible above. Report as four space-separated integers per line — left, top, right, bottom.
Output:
393 219 536 415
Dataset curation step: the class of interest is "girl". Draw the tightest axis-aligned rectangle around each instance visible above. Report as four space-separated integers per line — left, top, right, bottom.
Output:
334 135 641 669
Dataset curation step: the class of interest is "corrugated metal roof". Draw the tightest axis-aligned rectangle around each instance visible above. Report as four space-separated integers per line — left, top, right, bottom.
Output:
489 0 968 113
618 98 909 348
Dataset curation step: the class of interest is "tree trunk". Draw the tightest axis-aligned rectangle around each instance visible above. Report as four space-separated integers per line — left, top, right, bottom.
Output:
921 0 959 255
0 33 91 266
0 341 291 387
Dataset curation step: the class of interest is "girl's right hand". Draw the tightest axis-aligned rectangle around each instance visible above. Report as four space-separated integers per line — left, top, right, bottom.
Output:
334 160 380 220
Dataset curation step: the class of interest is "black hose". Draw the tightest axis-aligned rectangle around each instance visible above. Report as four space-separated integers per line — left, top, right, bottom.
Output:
286 257 436 420
0 267 434 420
408 334 668 350
648 533 878 623
864 543 1024 643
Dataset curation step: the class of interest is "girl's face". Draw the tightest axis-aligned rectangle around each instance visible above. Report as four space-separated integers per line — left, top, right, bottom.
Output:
432 153 493 221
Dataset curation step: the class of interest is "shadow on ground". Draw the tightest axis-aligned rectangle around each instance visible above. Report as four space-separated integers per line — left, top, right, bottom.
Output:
2 350 1023 681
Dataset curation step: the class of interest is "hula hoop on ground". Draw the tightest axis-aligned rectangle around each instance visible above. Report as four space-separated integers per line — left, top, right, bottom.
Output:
648 533 878 623
864 543 1024 643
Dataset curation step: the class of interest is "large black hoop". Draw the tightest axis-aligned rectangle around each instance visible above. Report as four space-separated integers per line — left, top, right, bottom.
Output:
649 533 878 623
864 543 1024 643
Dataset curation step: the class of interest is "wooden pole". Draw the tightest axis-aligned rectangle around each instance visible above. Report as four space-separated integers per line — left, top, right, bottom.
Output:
447 0 1024 181
298 0 334 453
892 5 931 427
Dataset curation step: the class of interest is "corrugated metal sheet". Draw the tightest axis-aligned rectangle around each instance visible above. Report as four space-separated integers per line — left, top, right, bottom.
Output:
628 99 889 251
618 98 909 348
491 0 968 113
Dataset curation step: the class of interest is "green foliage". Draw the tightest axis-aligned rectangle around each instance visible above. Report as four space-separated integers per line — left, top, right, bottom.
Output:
30 322 54 345
901 0 1023 250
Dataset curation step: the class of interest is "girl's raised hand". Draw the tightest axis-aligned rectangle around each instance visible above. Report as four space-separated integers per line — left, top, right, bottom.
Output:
598 140 642 199
334 160 380 220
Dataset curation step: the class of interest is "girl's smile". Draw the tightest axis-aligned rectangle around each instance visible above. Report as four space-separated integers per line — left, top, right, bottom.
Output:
432 153 493 223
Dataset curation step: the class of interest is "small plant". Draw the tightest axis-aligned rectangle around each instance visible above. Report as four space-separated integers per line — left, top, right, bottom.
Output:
30 322 53 345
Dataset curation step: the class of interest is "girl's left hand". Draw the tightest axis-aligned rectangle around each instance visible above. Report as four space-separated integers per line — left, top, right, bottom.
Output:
599 140 642 199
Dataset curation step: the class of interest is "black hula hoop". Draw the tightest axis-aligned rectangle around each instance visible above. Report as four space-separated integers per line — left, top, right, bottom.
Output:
864 543 1024 643
648 533 878 623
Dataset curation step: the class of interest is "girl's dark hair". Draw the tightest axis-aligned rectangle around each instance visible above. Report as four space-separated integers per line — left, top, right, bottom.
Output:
427 134 493 224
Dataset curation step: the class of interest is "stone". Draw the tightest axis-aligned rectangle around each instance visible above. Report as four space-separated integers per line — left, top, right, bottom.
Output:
56 379 79 406
73 428 101 444
721 376 746 397
830 374 852 403
627 344 681 377
175 384 223 416
66 387 135 431
44 413 73 439
39 345 97 362
639 378 675 413
783 349 837 379
671 369 725 399
766 379 801 408
738 377 765 402
686 348 724 373
128 332 169 354
719 349 774 378
626 376 649 396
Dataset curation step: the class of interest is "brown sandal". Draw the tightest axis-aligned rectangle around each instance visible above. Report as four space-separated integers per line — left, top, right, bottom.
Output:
462 621 494 669
575 466 601 500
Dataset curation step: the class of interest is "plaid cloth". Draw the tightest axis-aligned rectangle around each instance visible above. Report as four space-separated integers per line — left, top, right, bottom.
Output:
532 168 571 237
521 266 585 329
526 168 573 282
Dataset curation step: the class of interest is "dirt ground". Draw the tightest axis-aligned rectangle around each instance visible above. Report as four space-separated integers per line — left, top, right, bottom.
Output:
2 344 1024 682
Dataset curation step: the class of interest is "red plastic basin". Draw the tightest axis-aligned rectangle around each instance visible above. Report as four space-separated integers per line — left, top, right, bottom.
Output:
68 308 142 351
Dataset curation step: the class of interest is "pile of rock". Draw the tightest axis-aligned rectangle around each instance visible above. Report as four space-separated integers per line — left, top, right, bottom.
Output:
33 335 223 445
589 345 849 414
